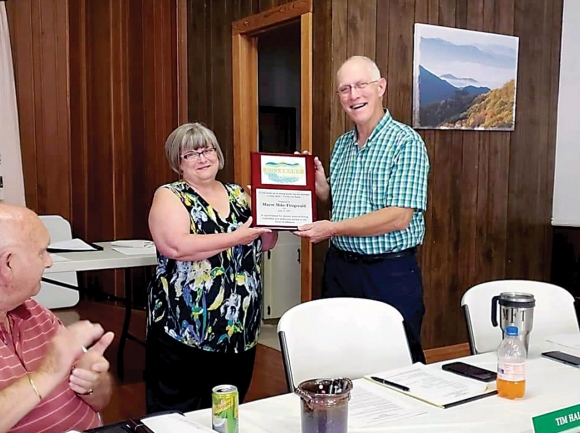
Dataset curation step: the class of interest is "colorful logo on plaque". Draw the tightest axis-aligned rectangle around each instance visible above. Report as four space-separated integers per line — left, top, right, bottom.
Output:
263 161 304 184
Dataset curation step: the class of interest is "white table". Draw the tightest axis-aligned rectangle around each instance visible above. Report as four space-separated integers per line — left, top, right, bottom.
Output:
186 343 580 433
42 242 157 379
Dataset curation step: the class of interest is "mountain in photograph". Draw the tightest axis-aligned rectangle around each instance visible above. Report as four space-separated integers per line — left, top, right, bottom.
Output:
418 67 489 106
439 79 516 129
440 73 480 88
420 37 517 70
417 66 492 127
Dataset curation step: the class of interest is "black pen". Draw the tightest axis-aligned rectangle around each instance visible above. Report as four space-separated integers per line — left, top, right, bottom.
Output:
370 376 410 392
126 418 155 433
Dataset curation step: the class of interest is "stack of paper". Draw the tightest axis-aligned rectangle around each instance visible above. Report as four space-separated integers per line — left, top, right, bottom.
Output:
365 363 497 409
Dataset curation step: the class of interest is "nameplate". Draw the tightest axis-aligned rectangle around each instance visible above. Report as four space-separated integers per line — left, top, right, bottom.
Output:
533 404 580 432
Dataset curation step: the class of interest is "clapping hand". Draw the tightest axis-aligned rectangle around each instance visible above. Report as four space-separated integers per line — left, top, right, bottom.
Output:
69 331 114 396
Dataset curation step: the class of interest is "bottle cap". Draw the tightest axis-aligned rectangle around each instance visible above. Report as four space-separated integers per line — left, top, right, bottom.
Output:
505 325 519 336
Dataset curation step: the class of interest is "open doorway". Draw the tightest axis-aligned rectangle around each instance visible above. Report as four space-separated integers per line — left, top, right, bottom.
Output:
231 1 313 323
257 22 302 321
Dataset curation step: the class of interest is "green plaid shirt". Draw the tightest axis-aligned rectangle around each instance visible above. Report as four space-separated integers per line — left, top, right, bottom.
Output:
330 110 429 254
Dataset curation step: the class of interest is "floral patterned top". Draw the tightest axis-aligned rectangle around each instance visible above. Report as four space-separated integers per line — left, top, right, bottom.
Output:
147 180 263 353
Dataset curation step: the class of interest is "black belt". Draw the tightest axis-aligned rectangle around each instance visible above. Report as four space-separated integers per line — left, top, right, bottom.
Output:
330 244 416 264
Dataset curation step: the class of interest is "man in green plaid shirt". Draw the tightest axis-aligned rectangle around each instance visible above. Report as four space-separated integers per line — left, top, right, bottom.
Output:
295 56 430 363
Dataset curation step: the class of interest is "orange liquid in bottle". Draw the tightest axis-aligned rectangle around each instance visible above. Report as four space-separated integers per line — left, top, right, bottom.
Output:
496 378 525 399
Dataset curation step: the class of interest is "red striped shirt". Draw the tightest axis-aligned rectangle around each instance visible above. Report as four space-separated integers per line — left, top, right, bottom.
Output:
0 299 101 433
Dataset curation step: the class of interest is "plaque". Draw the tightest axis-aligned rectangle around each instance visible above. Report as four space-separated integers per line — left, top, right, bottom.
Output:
250 152 317 230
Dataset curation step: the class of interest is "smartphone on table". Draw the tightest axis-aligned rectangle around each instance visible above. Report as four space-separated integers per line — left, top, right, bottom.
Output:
541 351 580 367
441 361 497 382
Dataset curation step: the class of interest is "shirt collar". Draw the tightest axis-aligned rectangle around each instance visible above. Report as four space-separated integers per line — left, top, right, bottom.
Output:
352 109 392 149
8 302 33 321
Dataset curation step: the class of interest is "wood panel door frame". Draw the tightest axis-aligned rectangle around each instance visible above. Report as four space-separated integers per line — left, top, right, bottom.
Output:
232 0 313 302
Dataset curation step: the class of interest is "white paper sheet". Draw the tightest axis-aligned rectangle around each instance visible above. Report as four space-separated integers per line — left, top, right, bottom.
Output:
48 238 97 251
349 380 428 428
546 333 580 350
111 240 154 248
142 412 214 432
112 246 155 256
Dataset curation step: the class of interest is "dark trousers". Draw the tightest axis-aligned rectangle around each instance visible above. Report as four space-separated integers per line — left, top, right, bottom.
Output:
322 245 426 364
145 325 257 414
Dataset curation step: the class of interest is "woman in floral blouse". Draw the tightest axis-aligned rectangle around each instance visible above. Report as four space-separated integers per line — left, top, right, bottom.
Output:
145 123 278 413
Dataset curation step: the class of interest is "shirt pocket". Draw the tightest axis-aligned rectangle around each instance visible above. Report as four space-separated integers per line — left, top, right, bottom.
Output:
366 171 386 209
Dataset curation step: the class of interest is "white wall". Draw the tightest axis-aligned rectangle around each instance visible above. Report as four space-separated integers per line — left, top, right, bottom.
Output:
552 0 580 226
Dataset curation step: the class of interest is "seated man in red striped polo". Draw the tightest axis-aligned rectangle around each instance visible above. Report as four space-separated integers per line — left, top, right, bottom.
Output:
0 204 114 433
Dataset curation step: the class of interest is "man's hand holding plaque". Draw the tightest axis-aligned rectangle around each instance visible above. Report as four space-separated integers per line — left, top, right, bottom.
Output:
250 152 317 230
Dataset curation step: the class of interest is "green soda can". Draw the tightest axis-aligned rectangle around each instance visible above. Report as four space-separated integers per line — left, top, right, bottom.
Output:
212 384 239 433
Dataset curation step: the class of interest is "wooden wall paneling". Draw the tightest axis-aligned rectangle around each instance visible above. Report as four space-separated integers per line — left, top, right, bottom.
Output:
507 0 555 279
422 133 446 346
417 129 435 305
455 0 467 28
111 0 131 240
422 0 456 348
85 0 115 242
467 0 486 288
259 0 277 10
310 0 333 299
534 0 560 281
438 0 456 27
474 132 493 281
6 0 40 211
445 131 466 343
456 132 478 305
177 0 189 124
139 0 179 222
211 0 234 181
428 0 439 23
187 0 209 123
496 0 515 34
414 0 429 24
545 1 564 278
231 33 257 189
385 0 415 123
483 0 495 31
69 0 90 240
8 0 72 217
330 0 347 145
346 0 377 60
110 0 132 297
487 133 510 280
413 0 432 310
156 0 180 191
128 0 147 241
36 0 72 218
84 0 118 297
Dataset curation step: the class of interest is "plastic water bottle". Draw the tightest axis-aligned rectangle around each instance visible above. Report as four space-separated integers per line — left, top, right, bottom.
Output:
496 325 526 399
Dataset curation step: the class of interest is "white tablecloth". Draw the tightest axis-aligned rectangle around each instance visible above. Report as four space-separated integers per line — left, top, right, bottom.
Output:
186 345 580 433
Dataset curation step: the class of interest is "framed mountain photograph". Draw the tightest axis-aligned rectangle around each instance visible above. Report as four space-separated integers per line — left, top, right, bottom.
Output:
412 24 519 130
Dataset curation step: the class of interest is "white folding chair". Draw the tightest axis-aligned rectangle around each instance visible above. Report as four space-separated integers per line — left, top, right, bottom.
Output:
277 297 413 391
35 215 80 309
461 279 579 354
